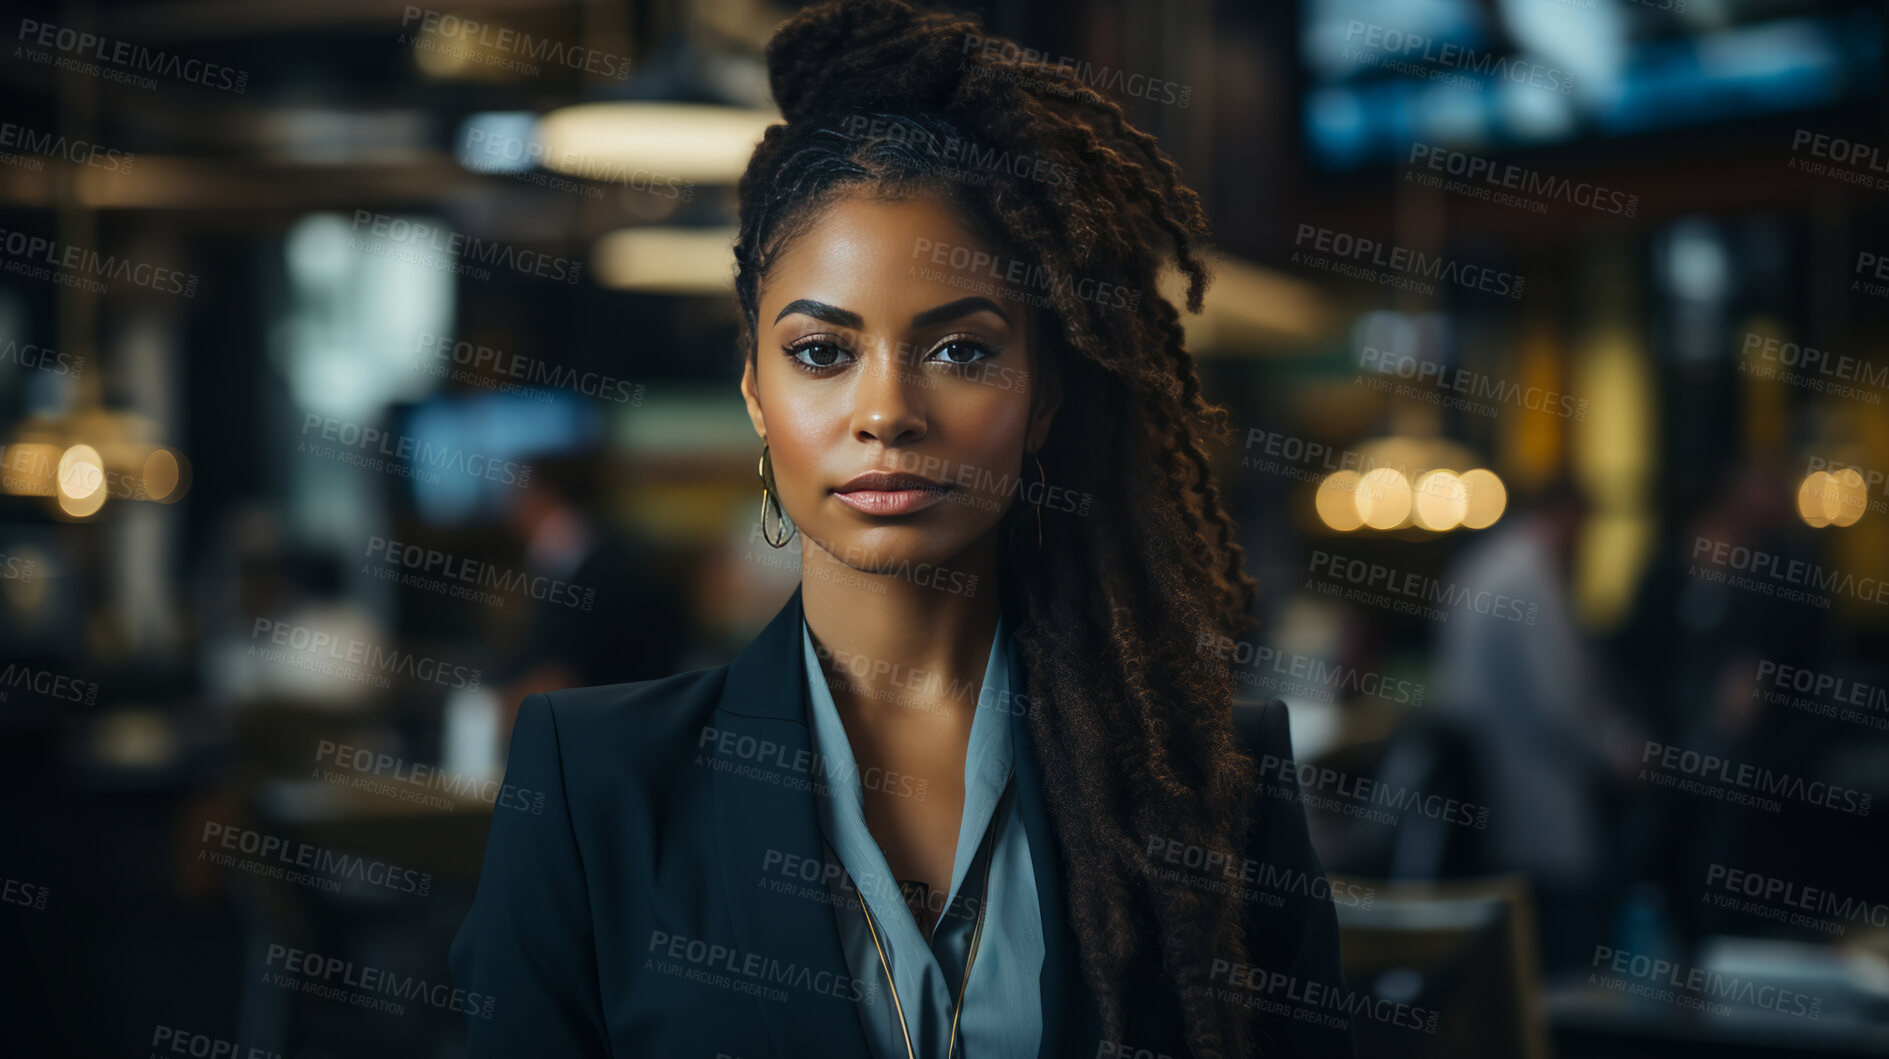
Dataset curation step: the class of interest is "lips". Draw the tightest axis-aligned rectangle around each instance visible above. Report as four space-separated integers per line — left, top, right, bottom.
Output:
833 470 954 516
836 471 950 493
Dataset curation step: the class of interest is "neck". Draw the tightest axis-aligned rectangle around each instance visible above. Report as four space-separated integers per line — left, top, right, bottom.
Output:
798 530 1003 728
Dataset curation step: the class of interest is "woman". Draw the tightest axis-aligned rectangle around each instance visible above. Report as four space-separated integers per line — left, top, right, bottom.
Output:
450 2 1352 1056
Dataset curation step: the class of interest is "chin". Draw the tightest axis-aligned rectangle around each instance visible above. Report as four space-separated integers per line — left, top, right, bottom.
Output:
808 518 986 575
823 524 952 566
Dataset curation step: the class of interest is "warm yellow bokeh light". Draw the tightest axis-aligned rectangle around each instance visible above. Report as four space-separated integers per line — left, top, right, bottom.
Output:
143 448 181 501
1831 467 1867 528
56 444 107 517
1459 468 1507 530
57 445 105 499
538 103 779 185
1316 470 1365 532
1797 471 1836 528
1412 469 1468 531
1356 468 1412 530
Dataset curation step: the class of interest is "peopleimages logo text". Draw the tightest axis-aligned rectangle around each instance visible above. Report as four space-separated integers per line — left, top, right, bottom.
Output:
1691 537 1889 607
364 534 594 610
1308 549 1540 625
349 211 582 285
1196 633 1426 705
1406 143 1635 216
399 7 632 79
1256 753 1489 830
149 1025 278 1059
1342 20 1573 94
960 32 1192 108
1706 863 1889 931
1358 345 1588 420
266 944 494 1018
838 115 1072 189
300 414 531 486
15 18 249 92
1292 224 1523 299
0 122 135 173
0 227 198 296
317 740 545 814
202 821 432 896
251 617 483 690
1591 946 1822 1019
1640 740 1871 816
648 930 875 1004
0 662 99 704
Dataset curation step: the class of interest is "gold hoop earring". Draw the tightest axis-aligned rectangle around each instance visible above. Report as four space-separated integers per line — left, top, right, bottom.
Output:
758 443 796 548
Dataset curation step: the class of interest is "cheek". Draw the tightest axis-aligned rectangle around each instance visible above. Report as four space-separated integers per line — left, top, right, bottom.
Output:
764 411 839 505
944 390 1033 494
757 364 847 497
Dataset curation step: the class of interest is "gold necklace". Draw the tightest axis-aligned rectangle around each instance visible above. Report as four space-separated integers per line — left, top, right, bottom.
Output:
857 769 1011 1059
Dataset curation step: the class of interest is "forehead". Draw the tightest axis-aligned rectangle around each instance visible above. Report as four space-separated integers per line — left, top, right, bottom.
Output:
759 190 1004 323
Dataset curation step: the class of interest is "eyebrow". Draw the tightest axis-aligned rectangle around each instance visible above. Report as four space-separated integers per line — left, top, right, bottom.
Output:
773 296 1012 329
912 296 1011 329
774 299 862 329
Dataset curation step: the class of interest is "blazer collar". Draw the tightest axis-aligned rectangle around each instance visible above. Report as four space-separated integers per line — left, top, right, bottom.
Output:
710 584 1101 1059
716 582 813 723
710 584 872 1059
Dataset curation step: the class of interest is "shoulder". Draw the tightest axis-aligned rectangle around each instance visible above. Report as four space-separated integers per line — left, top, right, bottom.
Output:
524 664 731 776
1230 696 1296 769
1230 696 1327 885
1231 697 1358 1055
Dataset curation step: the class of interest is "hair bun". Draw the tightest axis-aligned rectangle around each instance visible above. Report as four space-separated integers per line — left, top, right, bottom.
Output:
766 0 973 125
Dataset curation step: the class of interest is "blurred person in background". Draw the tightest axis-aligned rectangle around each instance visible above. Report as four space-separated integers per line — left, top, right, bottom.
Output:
492 450 692 733
200 505 383 710
1610 459 1832 957
1431 473 1646 971
450 1 1352 1056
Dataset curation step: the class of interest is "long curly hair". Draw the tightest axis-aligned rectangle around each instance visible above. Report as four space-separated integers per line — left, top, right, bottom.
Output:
733 2 1264 1054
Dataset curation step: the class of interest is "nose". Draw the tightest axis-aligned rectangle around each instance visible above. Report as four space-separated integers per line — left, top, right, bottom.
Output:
849 342 927 445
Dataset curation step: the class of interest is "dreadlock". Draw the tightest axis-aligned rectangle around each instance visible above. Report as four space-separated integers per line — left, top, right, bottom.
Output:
733 2 1264 1055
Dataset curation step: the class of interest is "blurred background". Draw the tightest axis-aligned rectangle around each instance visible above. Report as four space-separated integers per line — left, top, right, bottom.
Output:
1 0 1886 1055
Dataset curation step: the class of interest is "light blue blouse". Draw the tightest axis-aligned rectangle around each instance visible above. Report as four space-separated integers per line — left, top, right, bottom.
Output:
801 616 1045 1058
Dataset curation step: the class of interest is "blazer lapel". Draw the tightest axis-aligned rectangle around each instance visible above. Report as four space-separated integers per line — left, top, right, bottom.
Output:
710 585 874 1059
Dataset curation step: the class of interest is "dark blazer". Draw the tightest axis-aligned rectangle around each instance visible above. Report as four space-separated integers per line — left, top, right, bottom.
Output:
450 585 1355 1058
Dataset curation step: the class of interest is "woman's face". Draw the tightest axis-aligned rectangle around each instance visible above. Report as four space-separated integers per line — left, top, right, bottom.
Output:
743 189 1059 576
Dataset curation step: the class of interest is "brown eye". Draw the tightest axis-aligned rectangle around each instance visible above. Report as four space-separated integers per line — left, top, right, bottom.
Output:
930 339 994 366
784 340 854 371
